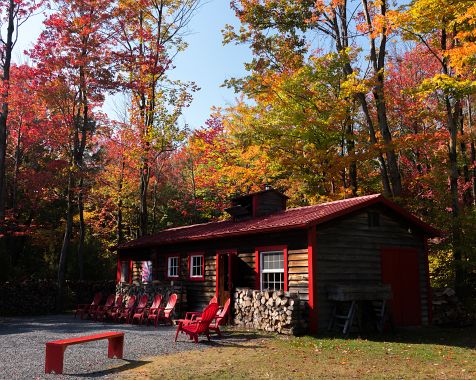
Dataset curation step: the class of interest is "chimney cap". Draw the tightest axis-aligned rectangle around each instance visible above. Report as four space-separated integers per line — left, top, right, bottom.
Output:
231 187 289 202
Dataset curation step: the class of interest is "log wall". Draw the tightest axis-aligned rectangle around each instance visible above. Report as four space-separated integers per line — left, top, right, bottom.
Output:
315 207 429 330
119 205 430 333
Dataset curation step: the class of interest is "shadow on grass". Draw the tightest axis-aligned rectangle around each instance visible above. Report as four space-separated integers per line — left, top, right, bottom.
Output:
322 325 476 349
65 359 152 378
174 330 272 348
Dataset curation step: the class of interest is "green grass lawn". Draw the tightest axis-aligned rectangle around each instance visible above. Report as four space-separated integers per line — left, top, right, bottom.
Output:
121 326 476 379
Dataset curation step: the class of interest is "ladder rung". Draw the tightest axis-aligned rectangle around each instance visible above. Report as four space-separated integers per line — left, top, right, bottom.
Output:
335 314 350 319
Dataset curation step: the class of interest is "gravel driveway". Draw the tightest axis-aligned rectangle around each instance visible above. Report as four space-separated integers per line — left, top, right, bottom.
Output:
0 314 209 379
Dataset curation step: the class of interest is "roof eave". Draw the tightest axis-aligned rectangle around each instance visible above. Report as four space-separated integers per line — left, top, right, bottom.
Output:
117 222 311 251
309 194 442 238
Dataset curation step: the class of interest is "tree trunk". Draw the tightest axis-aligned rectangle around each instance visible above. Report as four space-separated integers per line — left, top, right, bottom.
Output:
117 157 125 245
446 96 463 294
0 0 15 223
374 84 402 196
12 123 21 213
459 105 472 205
471 139 476 207
77 176 85 281
57 170 74 310
356 92 392 195
345 122 358 196
466 97 476 205
139 157 149 236
75 60 88 282
361 0 402 196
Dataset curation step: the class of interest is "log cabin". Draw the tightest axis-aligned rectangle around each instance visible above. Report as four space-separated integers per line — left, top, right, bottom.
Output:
116 189 440 334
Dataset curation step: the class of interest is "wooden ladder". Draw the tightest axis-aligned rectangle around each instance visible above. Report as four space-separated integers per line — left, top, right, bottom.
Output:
327 300 358 336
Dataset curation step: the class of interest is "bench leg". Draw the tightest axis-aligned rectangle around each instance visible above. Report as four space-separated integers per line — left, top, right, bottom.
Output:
108 336 124 359
45 344 66 374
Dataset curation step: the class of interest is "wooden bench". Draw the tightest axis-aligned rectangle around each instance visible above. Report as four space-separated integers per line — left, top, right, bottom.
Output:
45 331 124 374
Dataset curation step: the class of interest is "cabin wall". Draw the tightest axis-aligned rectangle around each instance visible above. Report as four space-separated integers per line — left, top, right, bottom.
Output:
118 207 430 332
315 208 429 331
119 229 309 313
154 250 216 312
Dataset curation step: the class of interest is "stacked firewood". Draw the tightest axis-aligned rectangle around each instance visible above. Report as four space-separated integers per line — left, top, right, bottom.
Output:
432 288 474 326
233 288 301 335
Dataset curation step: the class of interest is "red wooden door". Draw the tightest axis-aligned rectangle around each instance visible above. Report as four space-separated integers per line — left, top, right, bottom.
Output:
381 248 422 326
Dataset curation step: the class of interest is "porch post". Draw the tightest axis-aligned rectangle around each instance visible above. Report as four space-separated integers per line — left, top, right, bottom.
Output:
116 255 121 283
307 225 318 334
423 236 432 324
128 259 133 284
215 253 219 298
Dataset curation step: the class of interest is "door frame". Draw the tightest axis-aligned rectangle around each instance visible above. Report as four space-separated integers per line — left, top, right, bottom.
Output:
215 249 237 303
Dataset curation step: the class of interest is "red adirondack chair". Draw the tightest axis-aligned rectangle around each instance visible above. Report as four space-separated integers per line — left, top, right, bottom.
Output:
103 294 123 321
130 294 149 324
113 295 137 323
132 294 162 325
174 303 220 343
90 294 115 320
74 292 102 320
147 293 177 327
183 296 217 321
209 298 231 337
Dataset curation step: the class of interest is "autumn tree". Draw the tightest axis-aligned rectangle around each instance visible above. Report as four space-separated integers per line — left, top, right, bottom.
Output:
224 0 404 197
0 0 43 224
179 114 270 218
113 0 199 237
30 0 114 302
226 52 359 200
399 0 476 294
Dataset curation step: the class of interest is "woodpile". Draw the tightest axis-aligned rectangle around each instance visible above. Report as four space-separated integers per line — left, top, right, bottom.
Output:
233 288 301 335
432 288 474 327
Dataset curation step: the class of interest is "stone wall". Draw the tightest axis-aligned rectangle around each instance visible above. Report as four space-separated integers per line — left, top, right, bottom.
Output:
233 288 304 335
116 282 187 318
0 279 116 316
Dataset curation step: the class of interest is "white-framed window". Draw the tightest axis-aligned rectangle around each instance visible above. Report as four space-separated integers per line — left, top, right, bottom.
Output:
260 251 285 291
167 256 179 278
189 254 204 279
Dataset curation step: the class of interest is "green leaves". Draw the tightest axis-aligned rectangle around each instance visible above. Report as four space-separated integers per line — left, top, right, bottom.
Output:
417 74 476 99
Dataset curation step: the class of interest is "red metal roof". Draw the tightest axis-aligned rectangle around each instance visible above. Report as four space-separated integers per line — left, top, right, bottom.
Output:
118 194 440 250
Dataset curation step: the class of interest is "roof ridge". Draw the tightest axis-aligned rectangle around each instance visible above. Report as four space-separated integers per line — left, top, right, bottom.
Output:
117 193 440 250
133 194 383 236
283 193 382 213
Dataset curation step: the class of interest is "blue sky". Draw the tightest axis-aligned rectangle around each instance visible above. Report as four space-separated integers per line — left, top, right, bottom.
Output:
14 0 251 130
167 0 252 129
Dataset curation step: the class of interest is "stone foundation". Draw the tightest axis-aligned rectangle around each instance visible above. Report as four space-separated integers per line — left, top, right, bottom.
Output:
116 282 187 317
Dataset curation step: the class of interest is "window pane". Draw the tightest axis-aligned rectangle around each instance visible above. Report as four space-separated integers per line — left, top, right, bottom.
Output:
191 255 203 277
262 251 284 271
120 261 129 282
260 251 285 290
168 257 178 277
